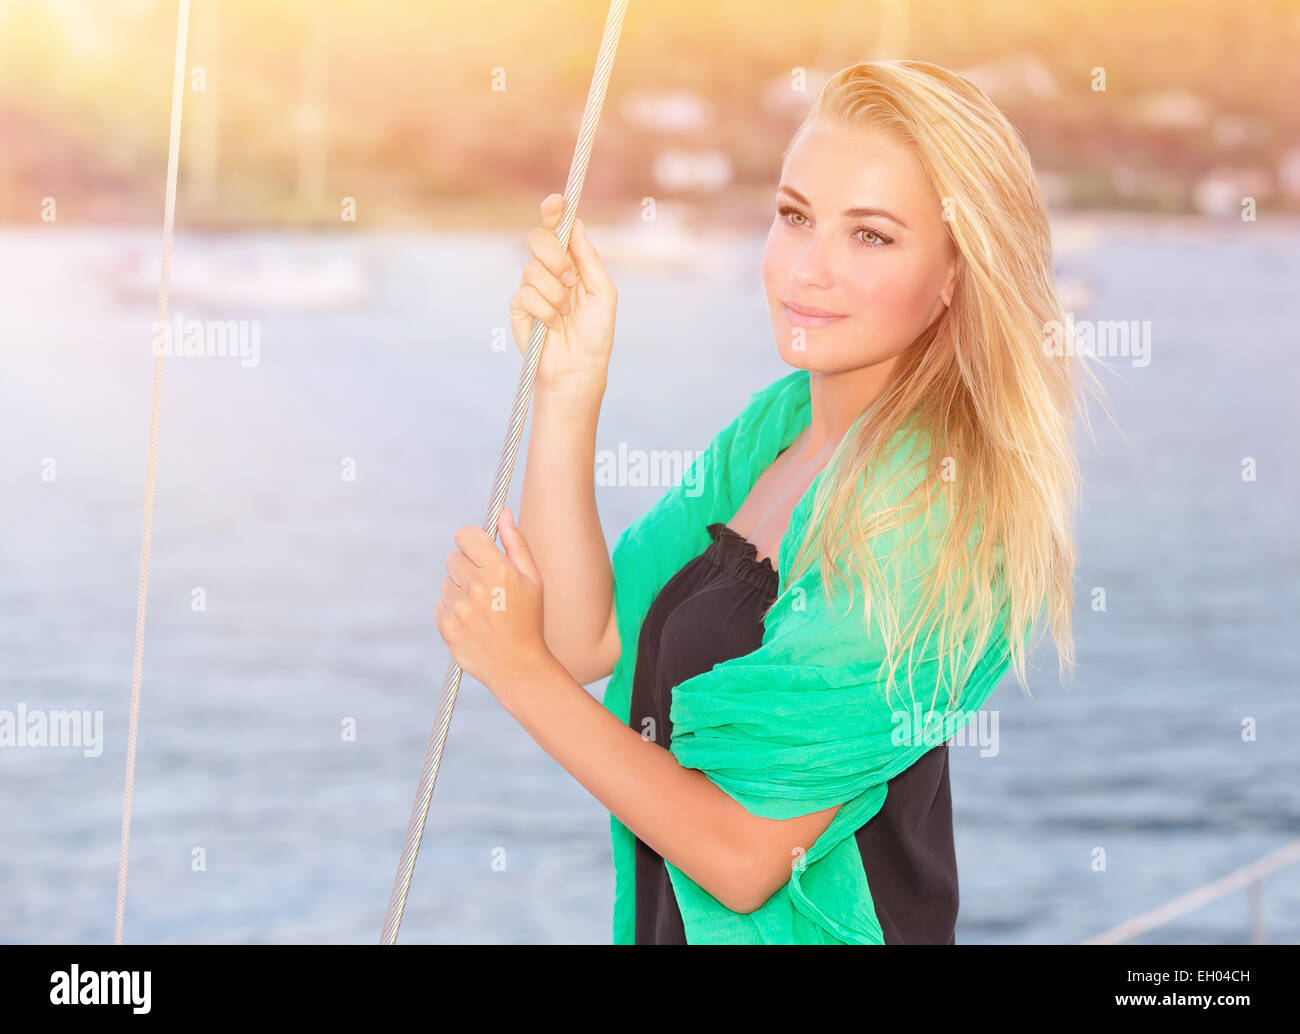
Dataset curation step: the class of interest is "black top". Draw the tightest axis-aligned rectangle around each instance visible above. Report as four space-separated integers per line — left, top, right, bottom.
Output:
628 520 959 944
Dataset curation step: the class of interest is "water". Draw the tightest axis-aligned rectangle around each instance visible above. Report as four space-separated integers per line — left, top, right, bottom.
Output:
1 220 1297 944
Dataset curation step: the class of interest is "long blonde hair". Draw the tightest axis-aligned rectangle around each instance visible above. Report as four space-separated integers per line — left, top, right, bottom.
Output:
768 59 1108 711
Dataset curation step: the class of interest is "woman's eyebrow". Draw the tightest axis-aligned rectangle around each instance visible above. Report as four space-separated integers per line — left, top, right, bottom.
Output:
777 185 909 230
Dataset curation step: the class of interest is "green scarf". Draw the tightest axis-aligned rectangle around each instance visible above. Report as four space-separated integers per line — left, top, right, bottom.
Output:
601 367 1016 944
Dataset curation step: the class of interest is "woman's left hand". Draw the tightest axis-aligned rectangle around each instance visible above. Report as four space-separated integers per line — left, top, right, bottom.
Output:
435 507 550 701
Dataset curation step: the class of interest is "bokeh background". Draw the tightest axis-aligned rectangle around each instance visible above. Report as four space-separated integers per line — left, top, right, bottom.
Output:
1 0 1298 944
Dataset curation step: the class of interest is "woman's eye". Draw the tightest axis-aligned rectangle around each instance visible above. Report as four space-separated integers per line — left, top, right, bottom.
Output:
779 205 891 247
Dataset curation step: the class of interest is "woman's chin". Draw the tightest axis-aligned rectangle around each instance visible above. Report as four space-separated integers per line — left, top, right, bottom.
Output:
773 336 829 371
776 346 806 367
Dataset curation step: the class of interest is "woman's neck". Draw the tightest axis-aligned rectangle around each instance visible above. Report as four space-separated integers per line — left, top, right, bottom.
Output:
797 358 897 457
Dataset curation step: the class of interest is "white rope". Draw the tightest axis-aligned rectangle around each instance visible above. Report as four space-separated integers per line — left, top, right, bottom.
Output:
1079 838 1300 944
115 0 190 945
380 0 630 943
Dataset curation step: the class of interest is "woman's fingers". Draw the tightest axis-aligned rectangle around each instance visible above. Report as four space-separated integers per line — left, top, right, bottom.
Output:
538 193 582 289
445 550 473 588
512 285 564 344
566 218 612 296
525 225 577 290
541 192 564 229
519 256 568 308
514 276 566 332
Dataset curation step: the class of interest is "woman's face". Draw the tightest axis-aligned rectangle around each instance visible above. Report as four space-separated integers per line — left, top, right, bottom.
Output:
762 118 957 374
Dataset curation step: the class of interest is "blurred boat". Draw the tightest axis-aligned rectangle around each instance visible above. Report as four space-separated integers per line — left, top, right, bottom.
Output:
101 241 371 311
595 203 736 277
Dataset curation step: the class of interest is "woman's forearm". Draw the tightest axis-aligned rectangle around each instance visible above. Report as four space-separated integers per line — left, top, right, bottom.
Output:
497 651 754 915
517 378 615 681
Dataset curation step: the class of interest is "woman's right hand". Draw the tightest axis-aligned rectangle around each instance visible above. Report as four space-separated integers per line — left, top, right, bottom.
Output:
509 193 617 395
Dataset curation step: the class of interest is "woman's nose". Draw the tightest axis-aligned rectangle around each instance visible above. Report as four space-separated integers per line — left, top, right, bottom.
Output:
789 236 833 287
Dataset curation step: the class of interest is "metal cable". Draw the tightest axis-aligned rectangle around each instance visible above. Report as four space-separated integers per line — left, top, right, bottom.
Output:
380 0 629 944
115 0 191 945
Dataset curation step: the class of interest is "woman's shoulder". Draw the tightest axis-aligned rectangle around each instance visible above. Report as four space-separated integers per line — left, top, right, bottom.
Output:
723 367 805 431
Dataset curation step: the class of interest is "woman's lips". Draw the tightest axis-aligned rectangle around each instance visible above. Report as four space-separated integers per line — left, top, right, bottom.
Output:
781 302 847 328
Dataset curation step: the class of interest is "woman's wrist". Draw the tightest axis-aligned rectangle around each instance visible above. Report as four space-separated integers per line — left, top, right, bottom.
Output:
493 646 570 720
534 368 608 407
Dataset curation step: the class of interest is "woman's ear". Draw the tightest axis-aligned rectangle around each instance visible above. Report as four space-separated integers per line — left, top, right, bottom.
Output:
940 259 957 308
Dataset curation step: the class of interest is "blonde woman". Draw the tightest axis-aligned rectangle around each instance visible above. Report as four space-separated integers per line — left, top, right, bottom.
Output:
434 59 1100 944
